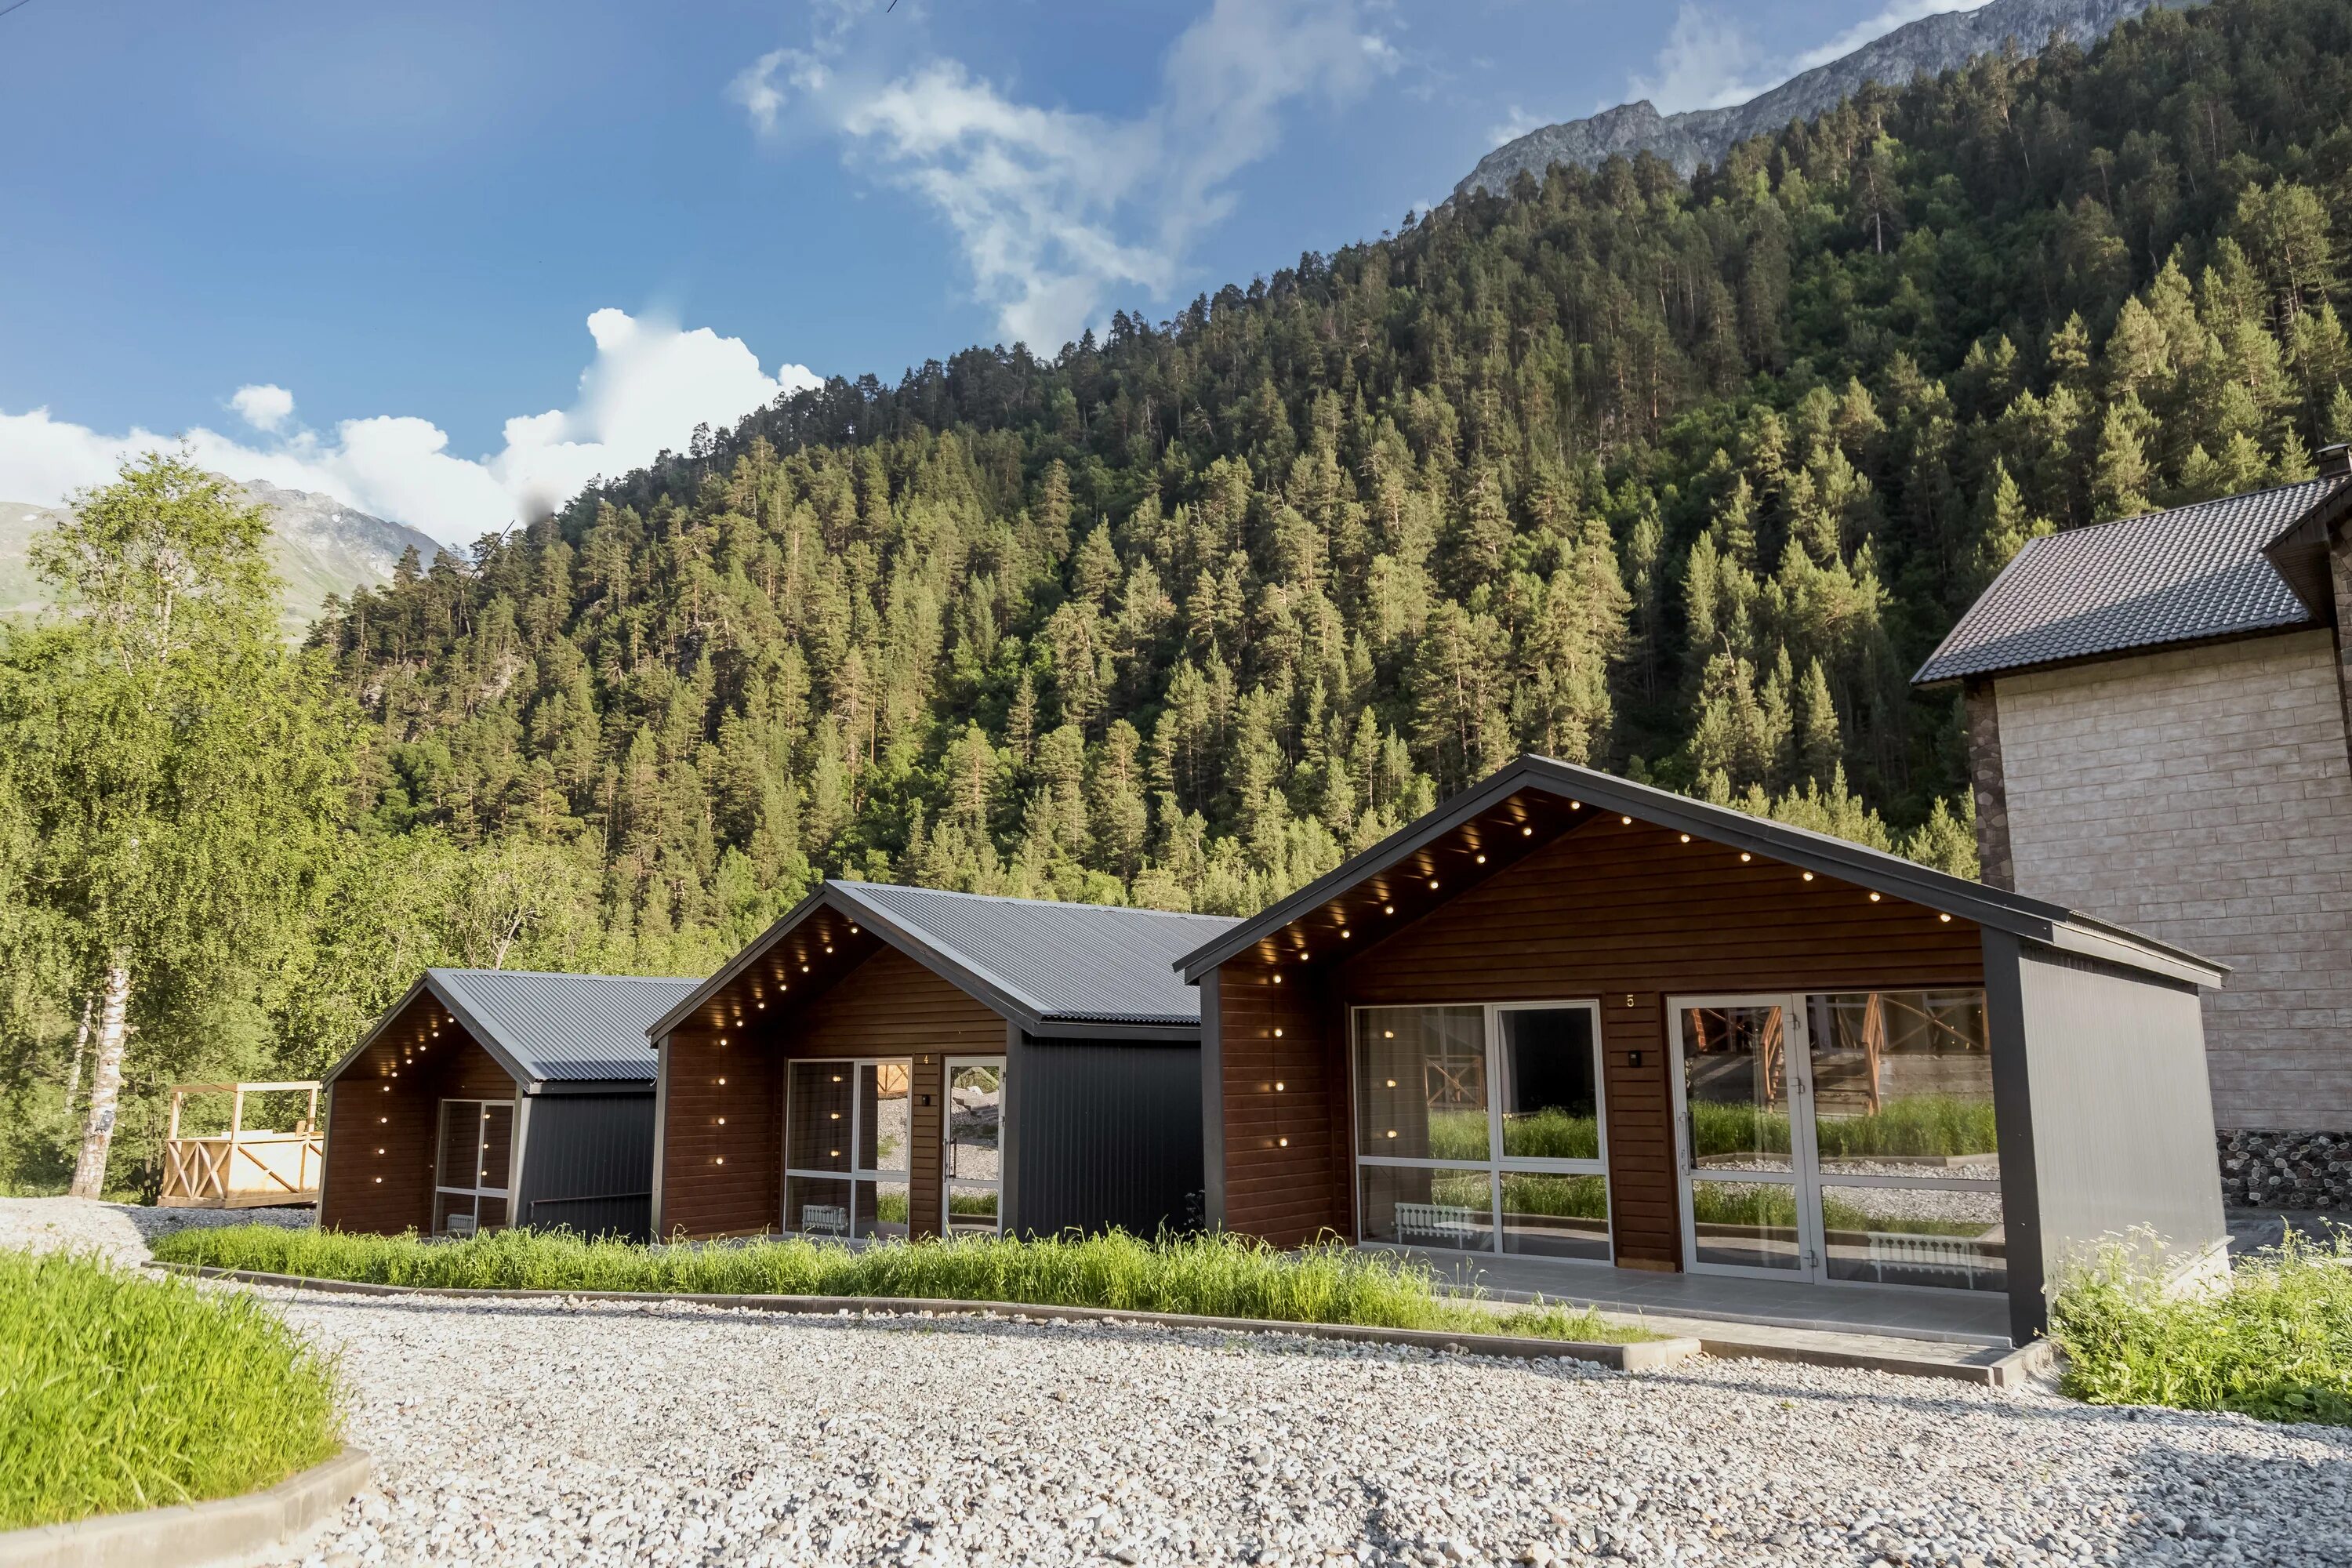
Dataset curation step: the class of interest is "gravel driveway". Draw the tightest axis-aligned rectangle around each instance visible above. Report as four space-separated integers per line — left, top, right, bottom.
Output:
252 1290 2348 1568
5 1199 2346 1566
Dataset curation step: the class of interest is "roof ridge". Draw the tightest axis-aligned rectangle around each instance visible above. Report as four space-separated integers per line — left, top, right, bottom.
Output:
833 878 1239 922
2060 474 2336 534
428 967 702 983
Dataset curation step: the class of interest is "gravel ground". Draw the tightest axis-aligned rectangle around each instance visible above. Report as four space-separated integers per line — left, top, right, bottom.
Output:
0 1194 312 1267
5 1197 2347 1567
249 1292 2349 1568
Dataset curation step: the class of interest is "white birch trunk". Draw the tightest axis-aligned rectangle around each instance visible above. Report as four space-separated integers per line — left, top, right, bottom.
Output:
61 992 93 1126
68 960 132 1200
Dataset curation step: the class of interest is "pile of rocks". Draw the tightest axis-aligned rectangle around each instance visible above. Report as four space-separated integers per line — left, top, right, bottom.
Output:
2217 1131 2352 1211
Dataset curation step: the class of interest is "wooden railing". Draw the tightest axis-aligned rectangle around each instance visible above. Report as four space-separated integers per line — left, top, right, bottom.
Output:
158 1081 325 1209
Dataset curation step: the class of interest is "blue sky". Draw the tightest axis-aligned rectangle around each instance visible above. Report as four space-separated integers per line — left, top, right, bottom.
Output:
0 1 1981 543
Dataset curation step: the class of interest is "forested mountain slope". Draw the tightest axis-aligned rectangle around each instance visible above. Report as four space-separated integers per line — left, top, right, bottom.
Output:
316 0 2352 973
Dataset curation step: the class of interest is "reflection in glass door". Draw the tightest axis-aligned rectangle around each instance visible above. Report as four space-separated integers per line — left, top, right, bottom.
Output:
784 1058 911 1240
942 1057 1004 1235
1671 992 2006 1292
1670 1000 1811 1275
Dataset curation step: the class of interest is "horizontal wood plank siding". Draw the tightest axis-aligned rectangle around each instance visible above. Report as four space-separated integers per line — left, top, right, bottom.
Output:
322 1000 515 1236
1213 812 1984 1268
1214 966 1348 1248
659 943 1003 1240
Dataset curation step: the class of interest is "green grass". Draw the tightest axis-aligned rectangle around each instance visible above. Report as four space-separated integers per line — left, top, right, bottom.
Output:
1691 1094 1998 1159
1423 1107 1600 1161
1684 1181 1991 1239
154 1225 1657 1344
2051 1232 2352 1425
0 1250 341 1530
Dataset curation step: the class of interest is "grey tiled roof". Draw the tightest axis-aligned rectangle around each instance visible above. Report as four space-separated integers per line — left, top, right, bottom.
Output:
1912 477 2343 685
833 882 1237 1027
427 969 700 1083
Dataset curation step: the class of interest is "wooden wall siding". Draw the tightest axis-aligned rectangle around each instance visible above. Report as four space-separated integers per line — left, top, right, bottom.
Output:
1216 964 1350 1248
659 1026 782 1239
1215 814 1985 1266
660 943 1004 1240
322 1001 514 1236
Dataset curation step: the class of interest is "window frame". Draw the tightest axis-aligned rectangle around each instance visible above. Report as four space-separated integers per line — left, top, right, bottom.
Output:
782 1055 914 1240
431 1097 515 1237
1349 999 1613 1265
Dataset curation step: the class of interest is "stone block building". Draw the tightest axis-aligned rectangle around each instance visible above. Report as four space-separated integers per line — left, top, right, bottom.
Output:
1915 458 2352 1209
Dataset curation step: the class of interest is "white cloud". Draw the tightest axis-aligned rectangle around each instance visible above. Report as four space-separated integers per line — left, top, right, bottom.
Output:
734 0 1397 350
230 383 295 432
0 310 821 546
1625 1 1996 117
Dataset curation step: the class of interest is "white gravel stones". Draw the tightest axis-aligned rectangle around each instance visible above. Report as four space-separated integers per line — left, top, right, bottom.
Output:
251 1291 2352 1568
0 1194 312 1267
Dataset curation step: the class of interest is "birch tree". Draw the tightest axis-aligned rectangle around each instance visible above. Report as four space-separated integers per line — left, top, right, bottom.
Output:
0 452 349 1196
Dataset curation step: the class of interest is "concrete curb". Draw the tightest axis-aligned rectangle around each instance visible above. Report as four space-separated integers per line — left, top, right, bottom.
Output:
1691 1333 2056 1388
154 1262 1700 1372
0 1447 368 1568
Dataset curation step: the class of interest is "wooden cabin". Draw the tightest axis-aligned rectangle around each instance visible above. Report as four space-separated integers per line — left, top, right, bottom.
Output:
1173 754 2231 1346
650 883 1237 1242
318 969 699 1240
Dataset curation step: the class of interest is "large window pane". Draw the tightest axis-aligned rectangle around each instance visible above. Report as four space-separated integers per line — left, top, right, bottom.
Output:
478 1103 513 1192
1680 1005 1795 1173
865 1179 910 1240
1500 1174 1611 1261
1356 1007 1487 1161
1805 992 1997 1178
788 1062 854 1173
1687 1179 1803 1272
1820 1183 2005 1292
1359 1165 1494 1251
437 1103 476 1189
859 1061 911 1175
1497 1007 1600 1160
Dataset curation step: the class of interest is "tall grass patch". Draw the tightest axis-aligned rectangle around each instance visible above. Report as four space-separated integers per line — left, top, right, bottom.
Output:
2051 1232 2352 1425
155 1225 1653 1343
0 1250 341 1530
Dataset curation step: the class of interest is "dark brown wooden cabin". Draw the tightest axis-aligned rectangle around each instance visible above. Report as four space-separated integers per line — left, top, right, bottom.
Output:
649 882 1237 1243
318 969 698 1240
1175 755 2231 1345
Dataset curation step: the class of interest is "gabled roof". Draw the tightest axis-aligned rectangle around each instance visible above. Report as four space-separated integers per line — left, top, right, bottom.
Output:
328 970 701 1090
649 880 1240 1042
1172 755 2226 989
1912 476 2348 687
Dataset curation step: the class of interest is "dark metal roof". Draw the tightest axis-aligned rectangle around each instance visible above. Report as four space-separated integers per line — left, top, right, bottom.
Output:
328 970 699 1089
1912 477 2347 686
1173 755 2227 989
649 881 1240 1042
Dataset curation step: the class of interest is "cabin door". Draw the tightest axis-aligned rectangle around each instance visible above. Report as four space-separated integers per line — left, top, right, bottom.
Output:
434 1098 514 1236
1667 996 1826 1281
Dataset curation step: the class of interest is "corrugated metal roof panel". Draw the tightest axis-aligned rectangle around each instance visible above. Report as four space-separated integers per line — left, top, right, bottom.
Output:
427 969 699 1083
1912 477 2339 685
833 883 1236 1026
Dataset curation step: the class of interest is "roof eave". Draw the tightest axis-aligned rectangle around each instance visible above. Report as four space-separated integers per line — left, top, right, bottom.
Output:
1174 755 2213 985
419 971 545 1089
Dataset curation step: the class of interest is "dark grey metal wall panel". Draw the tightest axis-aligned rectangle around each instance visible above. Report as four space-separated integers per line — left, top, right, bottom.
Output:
1011 1038 1203 1238
516 1092 657 1240
2016 945 2227 1294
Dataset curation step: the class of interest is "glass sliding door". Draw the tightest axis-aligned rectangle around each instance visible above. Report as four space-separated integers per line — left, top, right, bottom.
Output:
942 1057 1004 1235
785 1058 912 1240
433 1098 514 1236
1669 991 2004 1292
1804 991 2004 1293
1353 1001 1610 1262
1671 1000 1806 1275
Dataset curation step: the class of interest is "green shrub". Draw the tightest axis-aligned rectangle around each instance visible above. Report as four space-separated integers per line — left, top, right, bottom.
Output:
0 1250 341 1530
1690 1094 1998 1160
154 1225 1654 1344
2051 1232 2352 1425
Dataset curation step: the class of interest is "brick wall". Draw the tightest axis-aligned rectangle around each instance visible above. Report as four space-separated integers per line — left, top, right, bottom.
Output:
1994 629 2352 1131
